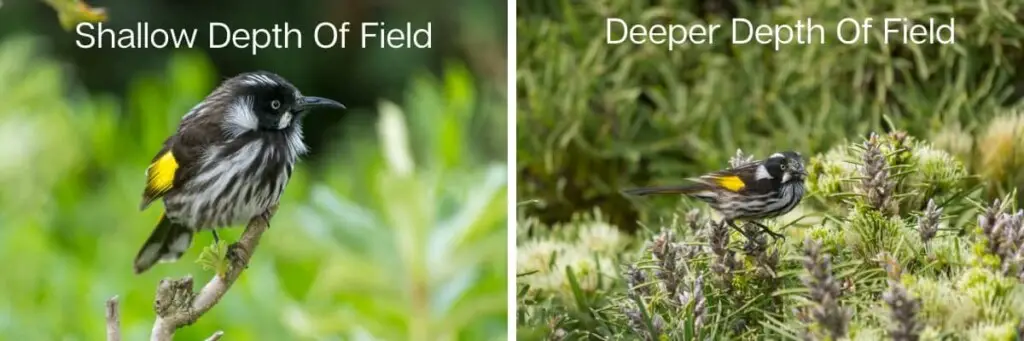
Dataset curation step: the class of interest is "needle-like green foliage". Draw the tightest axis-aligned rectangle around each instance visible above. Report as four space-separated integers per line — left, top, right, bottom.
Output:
517 132 1024 340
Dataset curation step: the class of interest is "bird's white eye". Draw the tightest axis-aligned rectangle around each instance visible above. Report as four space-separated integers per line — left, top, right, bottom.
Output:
780 164 788 170
270 100 281 110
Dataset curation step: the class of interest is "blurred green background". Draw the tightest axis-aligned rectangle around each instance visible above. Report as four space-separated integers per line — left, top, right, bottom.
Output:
0 0 508 340
516 0 1024 231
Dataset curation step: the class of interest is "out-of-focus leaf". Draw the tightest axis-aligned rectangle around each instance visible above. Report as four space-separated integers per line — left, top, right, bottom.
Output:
41 0 107 30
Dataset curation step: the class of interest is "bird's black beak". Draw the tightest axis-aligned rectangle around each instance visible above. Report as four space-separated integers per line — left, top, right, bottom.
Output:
299 96 346 110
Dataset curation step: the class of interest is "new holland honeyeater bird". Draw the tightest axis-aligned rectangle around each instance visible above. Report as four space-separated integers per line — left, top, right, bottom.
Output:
134 71 345 274
622 151 807 239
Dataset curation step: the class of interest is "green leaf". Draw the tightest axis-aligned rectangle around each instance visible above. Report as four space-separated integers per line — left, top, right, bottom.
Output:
196 240 230 277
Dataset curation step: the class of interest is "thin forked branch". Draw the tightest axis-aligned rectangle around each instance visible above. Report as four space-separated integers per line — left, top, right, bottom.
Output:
106 296 121 341
149 206 277 341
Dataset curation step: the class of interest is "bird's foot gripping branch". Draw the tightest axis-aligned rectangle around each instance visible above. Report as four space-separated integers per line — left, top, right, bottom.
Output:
150 206 275 340
105 205 276 341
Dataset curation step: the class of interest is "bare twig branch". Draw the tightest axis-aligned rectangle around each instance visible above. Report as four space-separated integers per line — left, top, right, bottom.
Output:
205 331 225 341
149 206 277 341
106 296 121 341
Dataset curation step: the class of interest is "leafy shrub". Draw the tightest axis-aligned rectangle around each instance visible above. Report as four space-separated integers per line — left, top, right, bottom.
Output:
516 131 1024 340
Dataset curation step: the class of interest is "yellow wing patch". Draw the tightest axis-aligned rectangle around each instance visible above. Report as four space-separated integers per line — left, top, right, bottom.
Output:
713 175 746 192
140 151 178 210
148 151 178 192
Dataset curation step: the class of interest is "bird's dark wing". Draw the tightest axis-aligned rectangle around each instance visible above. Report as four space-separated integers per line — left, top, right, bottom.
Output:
623 161 770 196
695 161 775 195
139 114 225 210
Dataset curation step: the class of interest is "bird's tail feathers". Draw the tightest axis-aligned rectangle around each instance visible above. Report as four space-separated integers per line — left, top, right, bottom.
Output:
622 183 706 196
133 213 194 274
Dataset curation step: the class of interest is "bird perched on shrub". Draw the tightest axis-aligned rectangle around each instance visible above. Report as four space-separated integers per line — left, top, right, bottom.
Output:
134 71 345 274
623 151 807 239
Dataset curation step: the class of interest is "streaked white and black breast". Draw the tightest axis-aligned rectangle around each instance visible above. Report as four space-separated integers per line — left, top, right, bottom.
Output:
768 181 805 218
164 127 305 230
706 181 805 221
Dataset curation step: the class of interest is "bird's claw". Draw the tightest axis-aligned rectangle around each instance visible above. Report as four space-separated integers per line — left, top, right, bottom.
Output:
738 220 783 241
260 207 276 229
763 229 786 241
729 220 786 241
755 222 786 241
260 212 271 227
226 243 249 270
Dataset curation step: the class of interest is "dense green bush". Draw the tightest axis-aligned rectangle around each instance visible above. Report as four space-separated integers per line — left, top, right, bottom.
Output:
516 0 1024 229
0 35 507 340
517 1 1024 336
517 132 1024 340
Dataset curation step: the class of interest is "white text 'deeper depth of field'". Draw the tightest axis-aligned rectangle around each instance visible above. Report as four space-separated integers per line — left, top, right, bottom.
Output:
606 17 956 51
